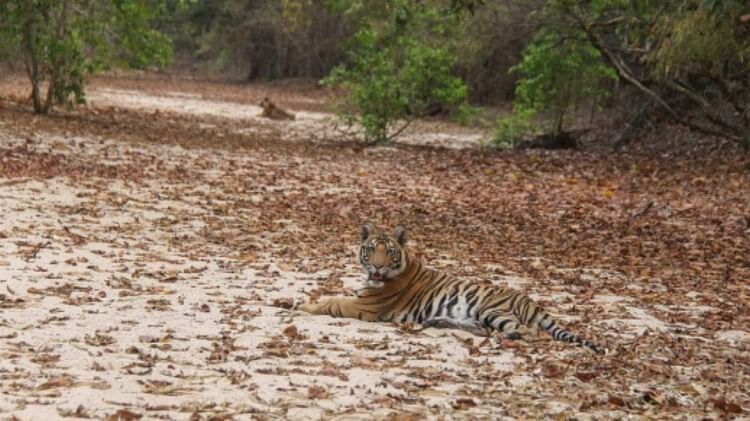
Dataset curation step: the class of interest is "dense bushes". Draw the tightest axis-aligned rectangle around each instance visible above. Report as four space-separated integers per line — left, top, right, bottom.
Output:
323 2 469 144
494 27 616 146
182 0 350 80
0 0 171 114
168 0 537 100
455 0 543 104
1 0 747 148
524 0 750 148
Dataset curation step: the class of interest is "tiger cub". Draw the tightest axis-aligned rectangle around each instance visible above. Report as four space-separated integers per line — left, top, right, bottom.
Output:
298 223 606 354
258 96 295 120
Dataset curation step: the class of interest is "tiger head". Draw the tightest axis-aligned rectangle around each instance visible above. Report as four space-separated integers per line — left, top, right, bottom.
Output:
259 96 272 109
358 223 409 287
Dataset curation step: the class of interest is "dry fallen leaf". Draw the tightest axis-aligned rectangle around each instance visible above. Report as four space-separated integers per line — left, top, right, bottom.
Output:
574 371 597 382
451 398 477 410
85 333 116 347
282 324 305 341
105 409 142 421
271 297 294 309
37 375 75 390
709 397 743 415
307 384 330 399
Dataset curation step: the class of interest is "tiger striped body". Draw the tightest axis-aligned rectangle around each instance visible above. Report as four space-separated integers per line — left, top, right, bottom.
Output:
298 224 606 354
258 96 295 120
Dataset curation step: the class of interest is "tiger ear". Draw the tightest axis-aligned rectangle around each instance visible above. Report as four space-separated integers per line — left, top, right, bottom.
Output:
360 222 376 241
393 225 408 245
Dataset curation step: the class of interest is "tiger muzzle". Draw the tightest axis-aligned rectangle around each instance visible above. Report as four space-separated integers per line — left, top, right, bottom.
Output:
369 271 384 281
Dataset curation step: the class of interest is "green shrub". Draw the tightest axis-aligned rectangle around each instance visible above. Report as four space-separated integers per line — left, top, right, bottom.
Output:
323 2 469 144
531 0 750 148
0 0 172 114
493 28 616 147
494 107 535 148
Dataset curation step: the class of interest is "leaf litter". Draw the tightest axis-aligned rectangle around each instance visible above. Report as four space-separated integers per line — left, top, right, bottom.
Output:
0 72 748 419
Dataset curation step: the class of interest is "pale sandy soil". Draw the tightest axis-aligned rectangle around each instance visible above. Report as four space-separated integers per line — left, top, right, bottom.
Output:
0 75 748 420
88 87 486 149
0 133 522 420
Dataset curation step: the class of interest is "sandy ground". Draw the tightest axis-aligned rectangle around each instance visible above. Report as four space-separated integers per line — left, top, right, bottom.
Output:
0 74 748 420
0 130 528 420
0 133 521 420
88 87 486 149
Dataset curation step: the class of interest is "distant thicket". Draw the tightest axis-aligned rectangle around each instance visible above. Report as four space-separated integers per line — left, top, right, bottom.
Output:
506 0 750 149
0 0 171 114
168 0 350 80
1 0 748 147
163 0 540 104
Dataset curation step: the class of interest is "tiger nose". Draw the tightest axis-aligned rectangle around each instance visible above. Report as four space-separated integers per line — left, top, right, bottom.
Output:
372 261 384 269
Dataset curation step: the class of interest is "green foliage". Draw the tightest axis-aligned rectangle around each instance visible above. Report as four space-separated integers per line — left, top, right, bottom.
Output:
323 1 469 144
540 0 750 147
649 7 750 81
700 0 746 13
0 0 172 114
140 0 540 102
113 1 173 69
454 103 482 126
494 28 616 146
493 107 535 148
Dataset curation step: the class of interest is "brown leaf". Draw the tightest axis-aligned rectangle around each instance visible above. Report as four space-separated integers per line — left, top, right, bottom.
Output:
30 353 60 366
58 405 90 418
37 375 76 390
710 397 743 415
271 297 294 309
307 385 330 399
574 371 597 382
85 333 116 347
451 398 477 410
106 409 142 421
283 324 305 341
608 395 626 407
541 363 565 378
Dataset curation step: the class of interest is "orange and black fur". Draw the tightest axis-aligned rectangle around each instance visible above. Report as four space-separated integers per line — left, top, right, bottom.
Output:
298 224 606 354
258 96 295 120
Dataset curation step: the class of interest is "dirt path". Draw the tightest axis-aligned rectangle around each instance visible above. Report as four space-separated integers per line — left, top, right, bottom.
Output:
0 74 748 419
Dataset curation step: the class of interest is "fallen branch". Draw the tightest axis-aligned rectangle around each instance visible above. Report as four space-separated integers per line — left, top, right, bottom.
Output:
566 9 749 148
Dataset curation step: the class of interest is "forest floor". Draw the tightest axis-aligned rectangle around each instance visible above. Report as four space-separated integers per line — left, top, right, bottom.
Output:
0 72 748 420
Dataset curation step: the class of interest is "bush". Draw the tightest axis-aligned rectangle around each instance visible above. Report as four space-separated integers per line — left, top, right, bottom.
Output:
455 0 543 104
323 2 469 144
0 0 171 114
494 107 535 148
493 28 616 147
535 0 750 148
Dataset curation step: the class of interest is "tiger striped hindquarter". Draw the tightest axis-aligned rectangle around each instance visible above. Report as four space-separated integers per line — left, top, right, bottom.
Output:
297 225 606 355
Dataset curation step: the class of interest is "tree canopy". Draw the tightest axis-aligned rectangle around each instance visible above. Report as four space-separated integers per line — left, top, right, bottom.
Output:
1 0 747 147
0 0 172 114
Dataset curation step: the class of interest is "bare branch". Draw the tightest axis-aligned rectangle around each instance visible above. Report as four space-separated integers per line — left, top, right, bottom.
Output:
386 116 418 143
563 7 747 146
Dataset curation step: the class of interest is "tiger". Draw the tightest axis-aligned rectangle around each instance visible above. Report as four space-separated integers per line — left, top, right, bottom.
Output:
297 223 606 354
258 96 295 121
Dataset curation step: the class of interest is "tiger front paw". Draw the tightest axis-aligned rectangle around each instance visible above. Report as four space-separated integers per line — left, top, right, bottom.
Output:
295 302 320 314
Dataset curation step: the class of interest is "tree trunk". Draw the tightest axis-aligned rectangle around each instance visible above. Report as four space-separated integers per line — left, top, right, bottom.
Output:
21 10 44 114
43 0 71 113
31 80 43 113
